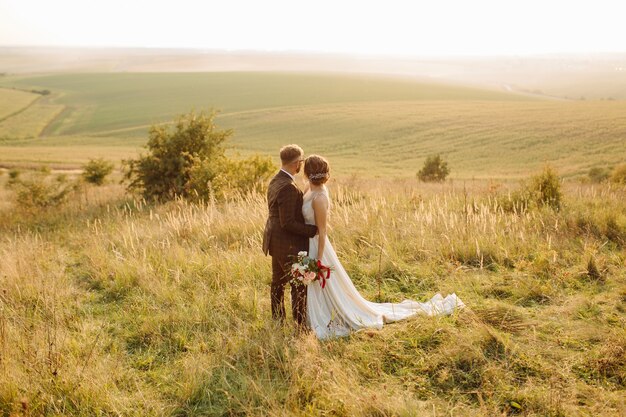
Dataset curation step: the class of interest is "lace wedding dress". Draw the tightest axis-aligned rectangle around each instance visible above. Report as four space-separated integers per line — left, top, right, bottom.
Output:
304 186 465 339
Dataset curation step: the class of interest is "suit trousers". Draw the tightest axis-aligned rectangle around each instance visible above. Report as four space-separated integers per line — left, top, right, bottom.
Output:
271 254 307 326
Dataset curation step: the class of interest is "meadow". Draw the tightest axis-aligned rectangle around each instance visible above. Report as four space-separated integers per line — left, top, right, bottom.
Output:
0 68 625 416
1 72 625 178
0 172 625 416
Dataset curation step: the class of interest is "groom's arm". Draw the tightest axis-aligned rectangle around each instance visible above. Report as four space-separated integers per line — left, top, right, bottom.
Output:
277 185 318 238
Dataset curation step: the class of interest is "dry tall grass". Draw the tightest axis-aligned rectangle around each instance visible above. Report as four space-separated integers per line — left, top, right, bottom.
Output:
0 174 625 416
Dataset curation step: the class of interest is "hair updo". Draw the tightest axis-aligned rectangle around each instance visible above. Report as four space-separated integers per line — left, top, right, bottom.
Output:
304 154 330 185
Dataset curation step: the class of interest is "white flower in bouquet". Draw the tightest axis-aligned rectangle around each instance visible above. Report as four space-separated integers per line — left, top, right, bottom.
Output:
288 253 333 288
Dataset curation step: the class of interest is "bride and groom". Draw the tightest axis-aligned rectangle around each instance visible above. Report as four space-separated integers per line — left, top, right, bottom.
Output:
262 145 465 339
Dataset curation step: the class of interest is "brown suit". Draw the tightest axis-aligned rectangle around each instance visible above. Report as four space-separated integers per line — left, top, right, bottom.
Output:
263 170 318 325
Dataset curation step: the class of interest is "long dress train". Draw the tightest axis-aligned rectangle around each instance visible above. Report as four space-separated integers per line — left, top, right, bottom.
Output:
304 187 465 339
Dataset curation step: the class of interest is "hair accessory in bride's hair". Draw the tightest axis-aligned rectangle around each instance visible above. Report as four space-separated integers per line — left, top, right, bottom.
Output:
309 172 329 180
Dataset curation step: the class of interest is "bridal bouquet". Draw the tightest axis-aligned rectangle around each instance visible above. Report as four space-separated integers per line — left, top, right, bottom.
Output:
289 251 332 288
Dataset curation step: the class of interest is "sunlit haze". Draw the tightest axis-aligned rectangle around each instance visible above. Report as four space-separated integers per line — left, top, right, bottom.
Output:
0 0 625 56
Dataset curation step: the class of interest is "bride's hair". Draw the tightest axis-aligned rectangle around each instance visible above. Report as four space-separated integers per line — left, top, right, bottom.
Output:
304 155 330 185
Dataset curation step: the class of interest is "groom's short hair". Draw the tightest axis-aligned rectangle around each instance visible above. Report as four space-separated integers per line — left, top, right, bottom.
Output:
280 144 304 164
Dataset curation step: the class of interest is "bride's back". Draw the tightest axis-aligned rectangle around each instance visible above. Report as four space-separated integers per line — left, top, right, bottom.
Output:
303 186 329 225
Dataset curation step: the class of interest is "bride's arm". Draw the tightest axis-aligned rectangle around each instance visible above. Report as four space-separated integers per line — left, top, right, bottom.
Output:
312 194 329 261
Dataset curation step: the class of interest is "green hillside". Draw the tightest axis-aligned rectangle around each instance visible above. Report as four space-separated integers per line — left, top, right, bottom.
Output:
0 72 526 136
1 72 625 178
0 87 39 120
223 100 626 178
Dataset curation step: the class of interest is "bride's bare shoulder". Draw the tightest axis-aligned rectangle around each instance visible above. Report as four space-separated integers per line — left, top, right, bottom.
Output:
311 190 330 209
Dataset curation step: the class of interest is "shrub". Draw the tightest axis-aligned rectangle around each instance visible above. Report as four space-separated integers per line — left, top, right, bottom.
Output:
527 165 562 210
10 171 78 210
186 154 275 201
417 154 450 182
610 164 626 184
82 158 114 185
123 110 276 202
496 189 532 213
123 110 233 201
588 167 611 183
222 155 276 195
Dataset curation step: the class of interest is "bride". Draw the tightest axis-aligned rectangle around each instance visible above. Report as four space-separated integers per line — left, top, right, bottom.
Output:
302 155 465 339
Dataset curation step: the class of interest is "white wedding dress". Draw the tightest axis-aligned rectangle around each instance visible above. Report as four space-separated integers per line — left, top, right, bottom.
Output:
304 186 465 339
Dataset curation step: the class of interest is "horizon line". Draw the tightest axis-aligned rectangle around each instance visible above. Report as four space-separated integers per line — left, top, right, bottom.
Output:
2 44 626 60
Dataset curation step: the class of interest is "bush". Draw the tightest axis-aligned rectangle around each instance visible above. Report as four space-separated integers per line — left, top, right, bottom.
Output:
527 165 562 210
496 166 562 213
123 110 276 201
496 189 532 214
222 155 276 195
588 167 611 183
186 154 275 201
9 171 78 210
123 110 232 201
82 158 114 185
417 154 450 182
610 164 626 184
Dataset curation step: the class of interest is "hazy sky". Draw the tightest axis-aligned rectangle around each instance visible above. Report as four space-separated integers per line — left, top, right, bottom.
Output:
0 0 624 56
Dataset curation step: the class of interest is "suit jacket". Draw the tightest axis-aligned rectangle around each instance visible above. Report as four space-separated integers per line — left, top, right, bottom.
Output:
263 170 318 258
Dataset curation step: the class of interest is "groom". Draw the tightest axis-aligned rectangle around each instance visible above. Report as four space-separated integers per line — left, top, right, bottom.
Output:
263 144 318 327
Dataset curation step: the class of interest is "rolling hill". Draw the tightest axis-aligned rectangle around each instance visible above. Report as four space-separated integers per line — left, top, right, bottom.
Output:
0 72 625 178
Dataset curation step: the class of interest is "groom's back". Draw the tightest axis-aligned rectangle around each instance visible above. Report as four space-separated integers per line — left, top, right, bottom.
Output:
263 170 308 257
267 173 290 211
263 171 291 255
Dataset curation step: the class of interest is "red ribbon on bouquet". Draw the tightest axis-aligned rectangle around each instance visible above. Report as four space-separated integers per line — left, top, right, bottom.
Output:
317 260 332 289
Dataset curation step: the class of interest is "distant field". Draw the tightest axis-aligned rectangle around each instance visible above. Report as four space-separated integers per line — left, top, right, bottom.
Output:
509 71 626 101
224 100 626 178
0 100 64 139
0 72 625 178
0 87 39 120
0 72 526 135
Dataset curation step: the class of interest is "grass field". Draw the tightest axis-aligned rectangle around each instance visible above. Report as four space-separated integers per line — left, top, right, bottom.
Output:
515 71 626 101
223 100 626 178
0 87 39 120
0 71 625 179
1 66 625 416
0 100 64 139
0 73 525 135
0 174 624 416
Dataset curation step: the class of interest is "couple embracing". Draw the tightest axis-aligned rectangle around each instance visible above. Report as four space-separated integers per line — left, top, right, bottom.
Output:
263 145 465 339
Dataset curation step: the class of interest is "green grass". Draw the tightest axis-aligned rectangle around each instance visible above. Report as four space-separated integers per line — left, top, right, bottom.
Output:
0 176 624 416
0 87 39 120
1 65 625 416
0 72 527 135
222 100 626 178
0 72 625 178
0 100 64 139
